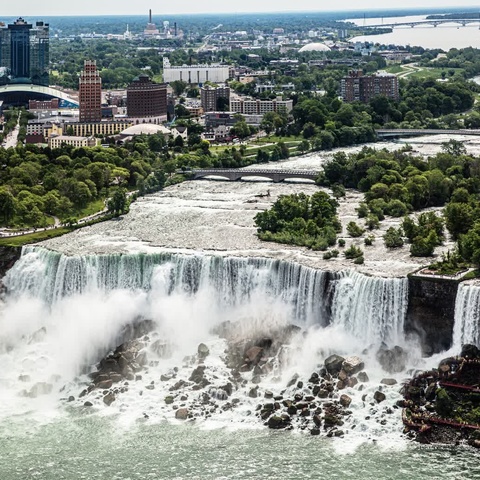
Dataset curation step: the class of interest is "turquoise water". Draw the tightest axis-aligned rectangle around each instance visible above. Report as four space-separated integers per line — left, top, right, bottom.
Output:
1 415 479 480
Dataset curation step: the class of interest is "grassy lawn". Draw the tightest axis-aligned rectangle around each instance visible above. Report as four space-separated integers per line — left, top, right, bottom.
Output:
385 65 404 74
0 227 72 247
69 198 106 220
252 135 300 144
409 67 465 80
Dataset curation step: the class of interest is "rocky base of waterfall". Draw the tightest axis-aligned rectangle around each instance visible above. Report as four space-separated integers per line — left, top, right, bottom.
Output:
402 344 480 448
68 319 406 440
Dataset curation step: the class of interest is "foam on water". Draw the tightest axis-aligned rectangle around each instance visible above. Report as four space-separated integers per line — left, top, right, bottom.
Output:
0 246 415 445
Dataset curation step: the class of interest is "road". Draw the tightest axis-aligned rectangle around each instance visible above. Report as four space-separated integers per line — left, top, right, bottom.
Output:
2 114 20 149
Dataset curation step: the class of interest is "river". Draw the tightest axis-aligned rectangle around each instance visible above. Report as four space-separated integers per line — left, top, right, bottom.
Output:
346 14 480 50
2 136 480 478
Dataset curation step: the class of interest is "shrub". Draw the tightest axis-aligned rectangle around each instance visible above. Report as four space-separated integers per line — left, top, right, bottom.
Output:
331 249 339 258
331 184 346 198
338 238 346 247
410 231 438 257
366 214 380 230
384 227 404 248
356 202 369 218
344 245 363 259
353 255 364 264
323 251 333 260
312 237 329 251
347 221 365 238
364 235 375 246
385 199 408 217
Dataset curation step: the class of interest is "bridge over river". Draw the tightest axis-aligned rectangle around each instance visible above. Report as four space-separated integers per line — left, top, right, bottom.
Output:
376 129 480 138
365 18 480 28
188 168 320 183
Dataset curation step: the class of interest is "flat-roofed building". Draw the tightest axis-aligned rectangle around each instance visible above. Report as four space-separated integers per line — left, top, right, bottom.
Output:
48 135 98 148
229 97 293 115
341 70 399 103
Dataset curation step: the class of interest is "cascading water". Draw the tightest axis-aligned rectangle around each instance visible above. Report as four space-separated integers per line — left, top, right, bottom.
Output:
0 245 411 441
330 271 408 345
5 246 329 327
453 282 480 348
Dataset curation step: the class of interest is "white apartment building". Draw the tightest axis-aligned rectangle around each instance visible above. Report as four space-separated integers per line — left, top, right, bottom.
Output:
229 97 293 116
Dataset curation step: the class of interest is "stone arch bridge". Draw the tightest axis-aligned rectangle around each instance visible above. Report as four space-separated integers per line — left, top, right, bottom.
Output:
188 168 320 183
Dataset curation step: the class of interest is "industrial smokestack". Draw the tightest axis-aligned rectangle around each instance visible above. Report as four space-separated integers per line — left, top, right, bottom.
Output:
149 9 152 23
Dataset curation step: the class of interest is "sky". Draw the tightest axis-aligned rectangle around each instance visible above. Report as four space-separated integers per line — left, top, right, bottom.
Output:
0 0 479 17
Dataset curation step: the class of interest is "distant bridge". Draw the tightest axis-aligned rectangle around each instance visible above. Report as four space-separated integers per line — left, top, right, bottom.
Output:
376 129 480 138
365 19 480 29
188 168 320 183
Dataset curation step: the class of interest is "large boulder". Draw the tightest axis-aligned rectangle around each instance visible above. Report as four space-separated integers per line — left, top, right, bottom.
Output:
175 408 189 420
103 393 115 406
267 414 291 429
197 343 210 359
325 355 345 376
374 391 386 403
380 378 397 386
342 356 364 375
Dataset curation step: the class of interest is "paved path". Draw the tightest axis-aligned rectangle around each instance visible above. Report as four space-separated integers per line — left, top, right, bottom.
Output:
2 114 20 149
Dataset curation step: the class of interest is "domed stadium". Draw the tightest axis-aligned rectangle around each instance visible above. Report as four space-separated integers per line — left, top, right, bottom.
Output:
298 43 331 53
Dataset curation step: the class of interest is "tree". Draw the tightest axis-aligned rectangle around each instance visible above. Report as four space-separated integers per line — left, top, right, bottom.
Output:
297 139 310 154
0 188 16 223
441 139 467 156
170 80 187 97
444 202 474 239
107 188 128 215
459 222 480 266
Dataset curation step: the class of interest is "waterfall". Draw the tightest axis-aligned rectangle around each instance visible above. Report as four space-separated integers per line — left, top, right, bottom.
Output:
453 283 480 348
330 271 408 345
4 247 329 327
4 247 409 345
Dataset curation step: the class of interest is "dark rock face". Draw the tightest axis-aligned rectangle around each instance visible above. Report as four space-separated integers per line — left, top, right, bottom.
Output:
406 275 459 354
0 246 21 290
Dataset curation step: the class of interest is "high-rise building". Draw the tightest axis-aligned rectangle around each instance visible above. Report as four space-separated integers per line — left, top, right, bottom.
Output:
0 18 49 86
340 71 399 103
200 85 230 112
79 60 102 123
127 74 167 123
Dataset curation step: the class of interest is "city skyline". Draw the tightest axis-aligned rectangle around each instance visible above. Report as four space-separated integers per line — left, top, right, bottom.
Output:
0 0 479 17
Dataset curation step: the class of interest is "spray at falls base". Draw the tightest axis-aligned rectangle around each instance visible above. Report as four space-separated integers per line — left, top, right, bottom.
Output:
0 246 419 445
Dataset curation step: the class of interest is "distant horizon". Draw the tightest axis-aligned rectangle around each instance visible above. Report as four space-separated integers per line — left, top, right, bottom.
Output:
1 2 479 18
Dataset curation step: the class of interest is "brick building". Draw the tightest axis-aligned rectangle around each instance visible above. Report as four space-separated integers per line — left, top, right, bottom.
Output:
126 74 167 123
340 70 399 103
200 85 230 112
79 60 102 122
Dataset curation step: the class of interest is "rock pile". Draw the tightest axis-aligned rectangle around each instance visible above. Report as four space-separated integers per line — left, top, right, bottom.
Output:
252 352 399 436
402 344 480 447
79 339 148 406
